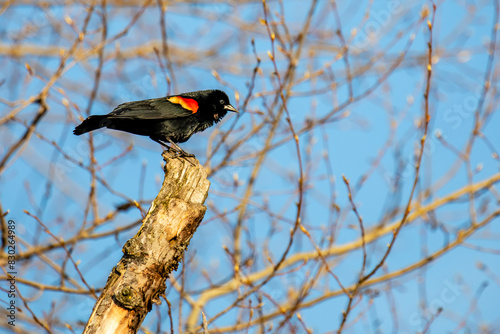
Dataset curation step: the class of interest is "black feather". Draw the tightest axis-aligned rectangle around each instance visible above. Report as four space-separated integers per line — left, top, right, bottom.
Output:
73 89 237 153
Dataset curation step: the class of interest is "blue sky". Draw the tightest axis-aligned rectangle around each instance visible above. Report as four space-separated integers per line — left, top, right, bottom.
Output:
1 0 499 333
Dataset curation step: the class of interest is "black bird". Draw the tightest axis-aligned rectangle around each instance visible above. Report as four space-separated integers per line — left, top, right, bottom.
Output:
73 89 238 156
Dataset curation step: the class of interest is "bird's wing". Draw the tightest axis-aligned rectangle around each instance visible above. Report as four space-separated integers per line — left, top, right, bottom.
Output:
108 95 199 120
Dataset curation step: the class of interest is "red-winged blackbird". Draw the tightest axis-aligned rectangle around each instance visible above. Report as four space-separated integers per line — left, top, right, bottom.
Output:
74 89 238 156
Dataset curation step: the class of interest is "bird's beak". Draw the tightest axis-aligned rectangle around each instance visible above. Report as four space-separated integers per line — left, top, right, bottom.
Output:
224 104 239 113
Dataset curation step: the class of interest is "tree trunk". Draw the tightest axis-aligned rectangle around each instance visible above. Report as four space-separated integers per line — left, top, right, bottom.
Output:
83 152 210 334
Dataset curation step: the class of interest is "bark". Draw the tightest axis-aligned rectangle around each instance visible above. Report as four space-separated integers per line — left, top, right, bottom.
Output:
83 152 210 334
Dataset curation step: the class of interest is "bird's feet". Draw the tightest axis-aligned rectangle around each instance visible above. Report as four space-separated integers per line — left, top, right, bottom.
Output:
167 146 195 158
152 138 196 165
163 146 196 166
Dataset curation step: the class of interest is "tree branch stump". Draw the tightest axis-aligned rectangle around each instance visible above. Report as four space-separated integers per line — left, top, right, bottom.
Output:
83 152 210 334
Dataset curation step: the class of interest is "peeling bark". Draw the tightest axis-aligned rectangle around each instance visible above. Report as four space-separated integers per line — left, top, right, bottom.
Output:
83 152 210 334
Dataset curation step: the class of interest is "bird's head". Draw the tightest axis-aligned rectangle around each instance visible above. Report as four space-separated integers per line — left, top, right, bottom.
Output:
186 89 238 123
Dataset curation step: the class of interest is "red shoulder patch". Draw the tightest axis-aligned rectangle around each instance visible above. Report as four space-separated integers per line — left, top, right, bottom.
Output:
167 96 199 114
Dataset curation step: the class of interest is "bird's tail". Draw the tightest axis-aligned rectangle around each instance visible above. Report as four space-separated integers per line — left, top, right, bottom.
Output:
73 115 108 135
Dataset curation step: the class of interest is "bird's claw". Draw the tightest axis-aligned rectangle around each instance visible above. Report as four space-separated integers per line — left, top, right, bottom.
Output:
166 146 193 157
166 147 196 165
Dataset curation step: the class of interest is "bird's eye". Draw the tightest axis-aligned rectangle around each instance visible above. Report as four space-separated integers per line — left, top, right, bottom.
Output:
219 99 225 105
